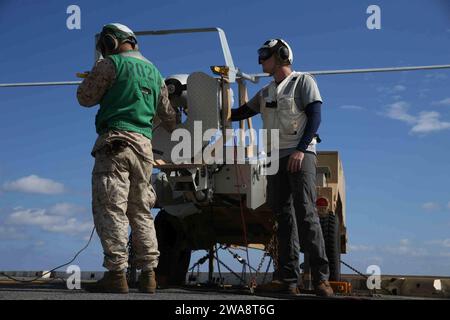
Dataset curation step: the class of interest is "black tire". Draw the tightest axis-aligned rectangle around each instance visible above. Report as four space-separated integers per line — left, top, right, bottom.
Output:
155 210 191 286
320 213 341 281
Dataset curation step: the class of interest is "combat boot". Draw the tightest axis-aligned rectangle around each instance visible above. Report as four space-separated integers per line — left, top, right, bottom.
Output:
84 271 129 294
315 280 334 297
139 270 157 293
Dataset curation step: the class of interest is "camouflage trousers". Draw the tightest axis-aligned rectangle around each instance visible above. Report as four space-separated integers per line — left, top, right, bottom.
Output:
92 141 159 272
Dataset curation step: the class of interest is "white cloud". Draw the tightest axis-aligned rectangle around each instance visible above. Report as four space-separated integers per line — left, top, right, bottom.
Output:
2 175 65 195
411 111 450 134
339 105 364 111
7 206 92 236
384 101 416 124
352 239 432 258
82 234 93 242
447 202 450 210
432 98 450 106
349 240 433 257
384 101 450 134
43 218 92 234
384 240 427 257
0 226 25 240
427 239 450 248
347 239 450 275
8 208 62 226
48 203 86 216
438 239 450 248
385 245 420 256
377 84 406 94
422 202 441 212
35 240 45 247
399 239 410 246
392 85 406 92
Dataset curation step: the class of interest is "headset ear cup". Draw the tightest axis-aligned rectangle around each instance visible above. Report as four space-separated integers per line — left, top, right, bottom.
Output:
103 34 118 52
278 46 289 61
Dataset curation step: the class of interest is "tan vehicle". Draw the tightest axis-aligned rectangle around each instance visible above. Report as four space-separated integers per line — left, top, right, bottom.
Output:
315 151 347 281
151 150 347 285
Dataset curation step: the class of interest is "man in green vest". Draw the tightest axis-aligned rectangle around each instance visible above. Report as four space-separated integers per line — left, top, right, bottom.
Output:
77 23 176 294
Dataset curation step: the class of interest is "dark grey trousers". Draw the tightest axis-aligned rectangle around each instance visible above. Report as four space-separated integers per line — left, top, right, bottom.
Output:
267 152 329 284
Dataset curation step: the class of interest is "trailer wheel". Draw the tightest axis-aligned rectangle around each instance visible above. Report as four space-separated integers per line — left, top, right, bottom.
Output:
155 210 191 286
320 213 341 281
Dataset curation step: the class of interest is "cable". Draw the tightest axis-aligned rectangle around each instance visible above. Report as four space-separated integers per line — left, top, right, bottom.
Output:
232 136 253 288
214 244 223 287
0 227 96 283
340 260 368 279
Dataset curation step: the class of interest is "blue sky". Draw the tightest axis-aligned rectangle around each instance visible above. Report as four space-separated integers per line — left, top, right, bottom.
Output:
0 0 449 277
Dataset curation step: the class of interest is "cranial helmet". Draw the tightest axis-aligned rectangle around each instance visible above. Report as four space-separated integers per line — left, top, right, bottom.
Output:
257 38 293 65
96 23 138 55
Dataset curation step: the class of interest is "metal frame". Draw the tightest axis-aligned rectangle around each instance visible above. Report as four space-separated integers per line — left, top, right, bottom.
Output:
132 27 261 83
134 28 236 80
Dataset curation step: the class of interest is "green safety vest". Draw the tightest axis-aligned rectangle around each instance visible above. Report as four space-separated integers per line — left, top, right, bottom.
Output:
95 50 163 140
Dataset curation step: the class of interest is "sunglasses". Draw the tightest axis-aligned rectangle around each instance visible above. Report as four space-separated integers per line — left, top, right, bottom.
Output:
258 48 274 64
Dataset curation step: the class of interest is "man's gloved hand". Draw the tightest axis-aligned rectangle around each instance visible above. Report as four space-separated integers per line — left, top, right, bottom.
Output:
287 150 304 173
